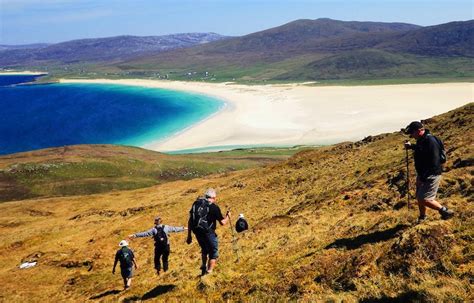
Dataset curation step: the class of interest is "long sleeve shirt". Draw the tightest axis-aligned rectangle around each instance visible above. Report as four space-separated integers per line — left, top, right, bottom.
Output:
134 224 185 245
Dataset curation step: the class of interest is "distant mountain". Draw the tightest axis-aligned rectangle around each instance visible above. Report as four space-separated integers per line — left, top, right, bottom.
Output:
121 19 473 81
1 19 473 81
0 43 50 51
0 33 228 65
205 18 420 54
131 18 420 66
376 20 474 57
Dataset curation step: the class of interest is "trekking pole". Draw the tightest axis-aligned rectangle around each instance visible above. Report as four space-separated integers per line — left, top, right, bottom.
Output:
226 209 240 262
405 143 410 210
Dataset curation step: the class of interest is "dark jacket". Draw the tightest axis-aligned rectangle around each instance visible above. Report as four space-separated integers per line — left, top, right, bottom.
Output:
412 130 443 180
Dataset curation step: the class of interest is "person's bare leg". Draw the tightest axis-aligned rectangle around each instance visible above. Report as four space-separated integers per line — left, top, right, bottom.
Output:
423 199 443 210
207 259 217 273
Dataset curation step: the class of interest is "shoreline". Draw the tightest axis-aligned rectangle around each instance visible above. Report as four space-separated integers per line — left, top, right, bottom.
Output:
0 71 48 76
59 79 473 152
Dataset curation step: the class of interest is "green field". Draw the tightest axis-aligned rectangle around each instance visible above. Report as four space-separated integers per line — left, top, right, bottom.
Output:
0 144 313 202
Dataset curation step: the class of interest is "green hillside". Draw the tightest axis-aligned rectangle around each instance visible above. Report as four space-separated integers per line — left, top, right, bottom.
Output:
0 144 310 202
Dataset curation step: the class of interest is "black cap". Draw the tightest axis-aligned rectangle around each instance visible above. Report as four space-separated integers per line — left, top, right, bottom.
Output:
404 121 423 134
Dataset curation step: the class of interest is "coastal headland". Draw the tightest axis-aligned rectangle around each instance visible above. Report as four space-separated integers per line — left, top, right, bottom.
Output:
60 79 473 152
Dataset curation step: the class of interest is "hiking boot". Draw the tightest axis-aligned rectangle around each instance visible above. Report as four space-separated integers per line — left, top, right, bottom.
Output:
416 215 427 224
439 207 454 220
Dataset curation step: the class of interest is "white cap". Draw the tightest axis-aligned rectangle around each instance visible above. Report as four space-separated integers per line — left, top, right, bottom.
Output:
119 240 129 247
239 214 244 218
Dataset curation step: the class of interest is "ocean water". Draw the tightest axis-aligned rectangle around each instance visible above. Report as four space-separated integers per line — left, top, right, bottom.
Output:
0 74 46 86
0 76 223 155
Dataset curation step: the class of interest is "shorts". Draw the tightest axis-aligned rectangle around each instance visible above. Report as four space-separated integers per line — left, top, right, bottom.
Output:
121 267 133 279
416 175 441 201
194 231 219 259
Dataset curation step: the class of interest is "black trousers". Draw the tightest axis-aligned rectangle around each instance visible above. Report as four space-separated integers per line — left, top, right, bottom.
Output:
154 244 170 271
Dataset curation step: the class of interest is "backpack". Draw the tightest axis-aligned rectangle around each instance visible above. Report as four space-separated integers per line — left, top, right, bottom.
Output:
191 198 212 232
118 247 134 267
432 135 447 164
235 218 249 233
153 225 168 248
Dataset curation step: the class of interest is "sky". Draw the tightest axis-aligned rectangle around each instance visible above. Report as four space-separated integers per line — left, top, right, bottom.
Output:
0 0 472 45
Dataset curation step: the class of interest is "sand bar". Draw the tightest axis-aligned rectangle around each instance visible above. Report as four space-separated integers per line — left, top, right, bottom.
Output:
60 79 473 152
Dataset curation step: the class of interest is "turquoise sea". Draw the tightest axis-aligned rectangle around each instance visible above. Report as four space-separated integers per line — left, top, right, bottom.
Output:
0 75 223 155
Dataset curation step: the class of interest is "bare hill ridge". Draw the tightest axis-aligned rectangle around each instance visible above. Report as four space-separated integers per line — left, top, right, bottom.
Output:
0 33 228 66
0 104 472 301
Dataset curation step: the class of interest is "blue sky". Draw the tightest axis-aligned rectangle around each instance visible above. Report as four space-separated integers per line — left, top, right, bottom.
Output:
1 0 472 44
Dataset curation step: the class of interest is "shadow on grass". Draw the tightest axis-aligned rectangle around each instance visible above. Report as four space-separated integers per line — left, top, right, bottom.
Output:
325 224 409 250
142 284 176 300
123 284 176 302
360 290 428 302
89 289 121 299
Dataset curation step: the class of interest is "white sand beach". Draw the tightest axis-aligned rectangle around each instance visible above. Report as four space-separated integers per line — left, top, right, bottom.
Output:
60 79 473 152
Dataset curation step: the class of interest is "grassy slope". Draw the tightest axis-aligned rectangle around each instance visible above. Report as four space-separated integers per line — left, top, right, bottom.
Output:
0 145 309 203
275 50 474 81
0 104 472 302
32 52 474 85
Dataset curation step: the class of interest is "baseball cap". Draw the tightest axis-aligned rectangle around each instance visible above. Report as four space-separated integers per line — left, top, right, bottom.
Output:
404 121 423 134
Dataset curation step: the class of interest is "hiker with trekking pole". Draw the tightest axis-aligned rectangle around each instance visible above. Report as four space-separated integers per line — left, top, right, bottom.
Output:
186 188 230 275
226 210 246 262
128 216 187 276
403 121 454 223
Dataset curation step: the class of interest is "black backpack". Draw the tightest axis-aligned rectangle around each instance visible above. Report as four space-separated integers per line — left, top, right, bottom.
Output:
153 225 168 248
118 247 134 267
235 217 249 233
432 135 447 164
191 198 212 232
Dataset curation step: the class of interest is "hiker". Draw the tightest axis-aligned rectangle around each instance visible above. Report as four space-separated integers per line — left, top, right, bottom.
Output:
128 217 186 275
112 240 138 290
235 213 249 233
186 188 230 275
404 121 454 222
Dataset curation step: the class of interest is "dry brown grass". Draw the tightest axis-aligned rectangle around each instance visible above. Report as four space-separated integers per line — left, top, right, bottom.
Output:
0 104 472 302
